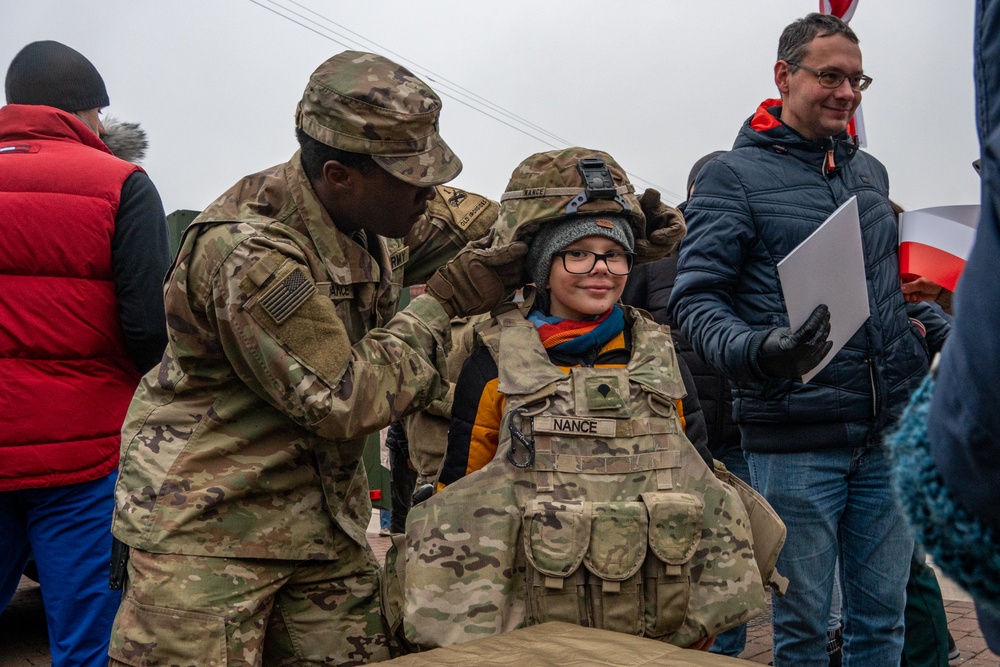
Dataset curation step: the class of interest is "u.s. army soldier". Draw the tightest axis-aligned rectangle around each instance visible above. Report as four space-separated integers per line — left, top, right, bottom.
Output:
108 50 526 666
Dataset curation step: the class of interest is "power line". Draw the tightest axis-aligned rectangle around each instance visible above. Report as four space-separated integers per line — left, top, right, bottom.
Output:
255 0 569 149
277 0 576 148
246 0 685 202
246 0 564 150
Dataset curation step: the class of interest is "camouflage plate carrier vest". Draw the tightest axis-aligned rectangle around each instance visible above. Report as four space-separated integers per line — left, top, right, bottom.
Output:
387 306 767 649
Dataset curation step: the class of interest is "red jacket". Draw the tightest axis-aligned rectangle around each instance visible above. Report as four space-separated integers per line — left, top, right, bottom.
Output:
0 104 143 491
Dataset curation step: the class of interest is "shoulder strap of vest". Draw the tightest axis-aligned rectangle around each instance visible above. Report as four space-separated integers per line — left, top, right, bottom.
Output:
485 309 566 396
475 312 505 363
624 307 687 398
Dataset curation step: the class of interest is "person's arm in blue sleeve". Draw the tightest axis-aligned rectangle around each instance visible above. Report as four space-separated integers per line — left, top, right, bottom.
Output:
111 171 171 374
668 160 762 383
906 301 951 358
928 182 1000 532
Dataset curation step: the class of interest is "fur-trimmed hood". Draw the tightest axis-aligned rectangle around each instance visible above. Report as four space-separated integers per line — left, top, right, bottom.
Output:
101 116 148 163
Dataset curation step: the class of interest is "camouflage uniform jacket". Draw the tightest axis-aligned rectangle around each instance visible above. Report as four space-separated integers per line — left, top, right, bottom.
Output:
112 153 472 559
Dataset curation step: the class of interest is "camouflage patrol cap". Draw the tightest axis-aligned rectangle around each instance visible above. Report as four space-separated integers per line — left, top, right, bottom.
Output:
295 50 461 186
494 147 645 248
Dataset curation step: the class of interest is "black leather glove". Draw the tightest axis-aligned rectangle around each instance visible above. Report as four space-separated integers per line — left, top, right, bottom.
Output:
634 189 686 264
755 304 833 379
412 483 435 505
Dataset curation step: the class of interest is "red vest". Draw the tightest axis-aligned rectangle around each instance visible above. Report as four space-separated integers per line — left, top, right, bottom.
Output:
0 105 143 491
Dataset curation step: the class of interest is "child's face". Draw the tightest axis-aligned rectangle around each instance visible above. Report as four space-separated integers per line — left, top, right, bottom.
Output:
546 235 628 320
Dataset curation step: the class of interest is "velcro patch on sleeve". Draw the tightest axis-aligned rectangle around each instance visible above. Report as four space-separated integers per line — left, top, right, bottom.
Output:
430 187 498 238
259 267 316 324
389 246 410 270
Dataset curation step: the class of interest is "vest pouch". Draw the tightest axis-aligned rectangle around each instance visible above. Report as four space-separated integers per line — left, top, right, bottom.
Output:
584 501 647 635
714 463 788 595
522 499 592 626
402 476 524 648
381 533 412 652
640 492 704 639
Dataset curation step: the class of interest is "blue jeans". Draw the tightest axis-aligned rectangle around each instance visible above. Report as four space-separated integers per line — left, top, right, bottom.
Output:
709 447 750 658
747 446 911 667
0 472 121 667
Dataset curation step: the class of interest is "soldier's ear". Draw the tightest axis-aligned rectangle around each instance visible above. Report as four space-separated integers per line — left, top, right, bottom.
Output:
321 160 355 192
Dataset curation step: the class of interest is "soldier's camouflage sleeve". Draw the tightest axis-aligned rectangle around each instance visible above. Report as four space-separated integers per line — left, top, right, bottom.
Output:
402 186 499 285
212 235 451 441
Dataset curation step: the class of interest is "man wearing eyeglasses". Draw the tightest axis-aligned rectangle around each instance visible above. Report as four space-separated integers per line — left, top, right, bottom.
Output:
669 12 950 666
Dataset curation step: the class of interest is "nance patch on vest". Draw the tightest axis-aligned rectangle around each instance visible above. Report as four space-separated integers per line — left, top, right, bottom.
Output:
533 416 616 437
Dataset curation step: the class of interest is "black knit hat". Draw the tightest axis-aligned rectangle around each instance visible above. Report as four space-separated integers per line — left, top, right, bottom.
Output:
5 40 109 112
686 150 726 196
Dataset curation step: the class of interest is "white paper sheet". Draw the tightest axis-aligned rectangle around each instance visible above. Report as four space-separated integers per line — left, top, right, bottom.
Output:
776 196 870 383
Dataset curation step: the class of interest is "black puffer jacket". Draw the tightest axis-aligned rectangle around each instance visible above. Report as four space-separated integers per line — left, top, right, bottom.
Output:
623 253 740 461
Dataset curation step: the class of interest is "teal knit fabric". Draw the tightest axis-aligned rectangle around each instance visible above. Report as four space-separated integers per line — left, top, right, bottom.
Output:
887 374 1000 609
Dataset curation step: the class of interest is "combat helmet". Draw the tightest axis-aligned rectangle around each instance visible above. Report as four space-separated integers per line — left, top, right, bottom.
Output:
494 147 646 248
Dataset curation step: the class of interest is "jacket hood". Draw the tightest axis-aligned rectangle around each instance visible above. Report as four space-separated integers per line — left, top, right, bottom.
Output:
735 98 859 174
100 116 148 164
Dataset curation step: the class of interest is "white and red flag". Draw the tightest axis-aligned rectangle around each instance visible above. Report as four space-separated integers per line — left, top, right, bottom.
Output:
820 0 861 22
898 205 980 292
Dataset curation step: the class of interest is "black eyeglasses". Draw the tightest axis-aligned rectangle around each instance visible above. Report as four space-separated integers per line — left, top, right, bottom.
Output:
790 62 873 91
552 249 636 275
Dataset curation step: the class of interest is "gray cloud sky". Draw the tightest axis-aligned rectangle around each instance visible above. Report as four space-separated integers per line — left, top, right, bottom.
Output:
1 1 980 215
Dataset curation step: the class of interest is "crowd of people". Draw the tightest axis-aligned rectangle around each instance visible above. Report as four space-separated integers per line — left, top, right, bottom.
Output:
1 4 998 667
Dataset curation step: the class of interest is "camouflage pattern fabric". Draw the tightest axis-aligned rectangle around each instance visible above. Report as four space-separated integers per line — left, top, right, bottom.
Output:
108 537 388 666
295 51 460 187
112 151 458 559
494 147 647 249
401 186 498 285
404 314 490 480
389 306 767 649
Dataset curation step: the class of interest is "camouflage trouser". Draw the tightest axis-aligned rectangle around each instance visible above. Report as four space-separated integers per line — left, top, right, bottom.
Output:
107 538 389 666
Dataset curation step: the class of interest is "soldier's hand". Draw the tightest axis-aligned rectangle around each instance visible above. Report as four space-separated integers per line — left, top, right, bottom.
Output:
412 483 435 505
633 189 686 264
426 234 529 319
755 304 833 379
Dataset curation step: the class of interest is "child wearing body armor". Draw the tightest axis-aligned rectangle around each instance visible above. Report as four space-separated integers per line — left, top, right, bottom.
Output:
388 148 779 654
439 208 714 487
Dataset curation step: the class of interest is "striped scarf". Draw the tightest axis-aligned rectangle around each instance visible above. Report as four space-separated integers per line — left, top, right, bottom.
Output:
527 305 625 354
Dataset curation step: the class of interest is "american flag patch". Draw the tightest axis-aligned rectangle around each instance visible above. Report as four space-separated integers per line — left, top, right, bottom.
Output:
260 268 316 324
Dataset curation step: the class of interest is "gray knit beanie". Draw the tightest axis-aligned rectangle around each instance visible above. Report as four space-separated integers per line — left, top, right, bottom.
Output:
526 214 634 294
5 41 109 112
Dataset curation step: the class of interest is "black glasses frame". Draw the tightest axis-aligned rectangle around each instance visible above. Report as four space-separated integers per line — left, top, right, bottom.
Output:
790 62 873 91
552 249 636 276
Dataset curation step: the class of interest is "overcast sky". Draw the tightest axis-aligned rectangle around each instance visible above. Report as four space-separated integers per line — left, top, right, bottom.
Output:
1 1 981 216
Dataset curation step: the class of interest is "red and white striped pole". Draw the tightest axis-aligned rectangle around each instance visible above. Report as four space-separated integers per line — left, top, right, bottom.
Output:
819 0 866 146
